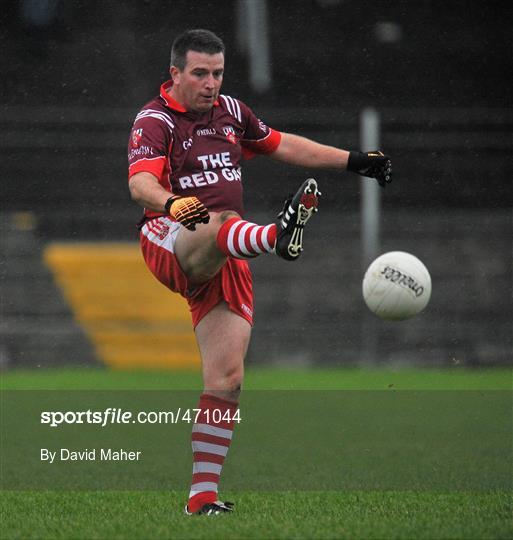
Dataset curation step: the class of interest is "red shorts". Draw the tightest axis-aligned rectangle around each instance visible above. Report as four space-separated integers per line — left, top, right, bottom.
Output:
140 217 253 328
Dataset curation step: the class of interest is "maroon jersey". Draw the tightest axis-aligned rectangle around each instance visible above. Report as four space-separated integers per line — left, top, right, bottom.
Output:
128 81 281 220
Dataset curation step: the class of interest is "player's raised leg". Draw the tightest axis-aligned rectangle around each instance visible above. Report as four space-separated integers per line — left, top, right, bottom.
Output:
218 178 320 262
175 178 321 283
185 302 250 515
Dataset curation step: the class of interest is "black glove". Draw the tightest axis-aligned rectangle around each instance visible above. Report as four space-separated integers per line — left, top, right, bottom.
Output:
347 151 392 187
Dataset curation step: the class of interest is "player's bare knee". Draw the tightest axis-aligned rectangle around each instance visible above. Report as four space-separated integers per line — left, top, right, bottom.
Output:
223 373 242 401
204 367 243 397
219 210 240 224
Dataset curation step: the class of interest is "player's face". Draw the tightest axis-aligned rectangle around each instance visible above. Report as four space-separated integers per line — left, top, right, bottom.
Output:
171 51 224 113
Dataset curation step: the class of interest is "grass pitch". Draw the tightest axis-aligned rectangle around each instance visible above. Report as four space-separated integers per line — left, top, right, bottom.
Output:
2 490 511 539
1 366 511 539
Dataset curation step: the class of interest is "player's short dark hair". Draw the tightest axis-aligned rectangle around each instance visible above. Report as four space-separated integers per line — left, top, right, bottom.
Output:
170 29 225 70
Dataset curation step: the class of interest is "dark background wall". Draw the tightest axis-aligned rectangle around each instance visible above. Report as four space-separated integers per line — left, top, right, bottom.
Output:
2 0 512 219
1 0 512 367
3 0 511 108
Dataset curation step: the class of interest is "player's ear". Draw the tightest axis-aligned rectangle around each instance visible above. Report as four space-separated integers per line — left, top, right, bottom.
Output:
170 66 180 84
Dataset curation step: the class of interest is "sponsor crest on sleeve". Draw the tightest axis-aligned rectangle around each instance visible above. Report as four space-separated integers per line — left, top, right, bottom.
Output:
223 126 237 144
131 128 143 147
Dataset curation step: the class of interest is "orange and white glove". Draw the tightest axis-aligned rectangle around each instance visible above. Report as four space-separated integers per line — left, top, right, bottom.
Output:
165 195 210 231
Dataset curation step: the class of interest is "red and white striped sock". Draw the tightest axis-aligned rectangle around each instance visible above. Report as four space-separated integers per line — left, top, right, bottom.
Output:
187 393 238 513
216 217 277 259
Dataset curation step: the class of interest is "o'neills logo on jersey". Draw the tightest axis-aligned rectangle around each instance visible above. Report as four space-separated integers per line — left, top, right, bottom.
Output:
223 126 237 144
196 128 216 136
131 128 143 147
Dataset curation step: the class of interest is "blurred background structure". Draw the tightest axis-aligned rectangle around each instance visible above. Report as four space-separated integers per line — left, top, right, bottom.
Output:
1 0 512 369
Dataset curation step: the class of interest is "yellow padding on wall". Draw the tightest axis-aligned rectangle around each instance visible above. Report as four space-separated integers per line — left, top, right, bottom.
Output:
44 243 200 370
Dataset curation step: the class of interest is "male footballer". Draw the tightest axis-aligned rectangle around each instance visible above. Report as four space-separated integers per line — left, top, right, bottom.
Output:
128 29 391 515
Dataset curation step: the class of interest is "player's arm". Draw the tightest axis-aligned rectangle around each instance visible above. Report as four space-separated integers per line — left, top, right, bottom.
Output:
270 132 349 168
129 172 209 230
129 172 171 212
270 132 392 187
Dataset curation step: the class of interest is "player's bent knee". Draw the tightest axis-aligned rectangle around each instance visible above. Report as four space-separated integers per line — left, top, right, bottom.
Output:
219 210 240 223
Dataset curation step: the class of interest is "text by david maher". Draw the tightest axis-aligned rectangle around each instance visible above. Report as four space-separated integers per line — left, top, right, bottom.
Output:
41 448 142 463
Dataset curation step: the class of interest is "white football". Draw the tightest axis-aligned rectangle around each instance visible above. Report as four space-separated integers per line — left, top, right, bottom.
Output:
362 251 432 320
